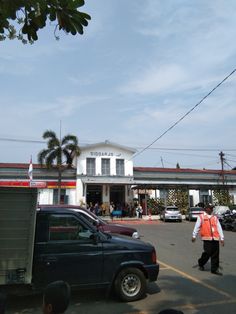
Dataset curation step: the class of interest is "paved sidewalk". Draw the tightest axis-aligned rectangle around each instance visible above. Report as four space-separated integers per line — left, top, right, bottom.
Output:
103 214 160 224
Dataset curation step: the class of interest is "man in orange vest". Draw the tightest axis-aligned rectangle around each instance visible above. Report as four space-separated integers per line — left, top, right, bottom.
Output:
192 203 224 275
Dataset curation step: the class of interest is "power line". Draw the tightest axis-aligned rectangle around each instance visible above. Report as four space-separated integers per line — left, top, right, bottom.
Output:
225 153 236 158
224 160 233 169
134 147 236 152
132 68 236 160
0 137 45 144
0 137 92 145
154 158 219 168
2 135 236 152
225 158 236 163
151 150 218 159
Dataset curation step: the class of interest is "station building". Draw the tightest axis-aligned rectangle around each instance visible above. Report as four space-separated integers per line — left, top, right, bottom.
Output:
1 141 236 213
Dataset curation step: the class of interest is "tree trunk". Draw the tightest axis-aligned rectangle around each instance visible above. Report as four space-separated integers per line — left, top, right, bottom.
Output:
57 166 62 204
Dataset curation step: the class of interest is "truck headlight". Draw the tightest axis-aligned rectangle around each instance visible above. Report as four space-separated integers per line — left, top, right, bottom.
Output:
132 232 140 239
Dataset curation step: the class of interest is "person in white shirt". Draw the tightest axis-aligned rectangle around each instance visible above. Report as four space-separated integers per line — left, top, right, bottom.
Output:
192 204 224 275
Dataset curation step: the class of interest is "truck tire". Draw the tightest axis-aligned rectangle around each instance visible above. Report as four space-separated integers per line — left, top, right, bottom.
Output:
114 267 146 302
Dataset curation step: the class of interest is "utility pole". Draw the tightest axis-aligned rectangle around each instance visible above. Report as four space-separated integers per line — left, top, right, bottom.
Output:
161 157 164 168
219 151 225 185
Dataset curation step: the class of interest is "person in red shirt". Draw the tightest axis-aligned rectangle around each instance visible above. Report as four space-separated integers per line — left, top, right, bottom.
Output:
192 203 224 275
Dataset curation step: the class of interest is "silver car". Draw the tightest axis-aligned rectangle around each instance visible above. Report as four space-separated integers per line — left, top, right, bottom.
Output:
160 206 182 222
185 206 204 221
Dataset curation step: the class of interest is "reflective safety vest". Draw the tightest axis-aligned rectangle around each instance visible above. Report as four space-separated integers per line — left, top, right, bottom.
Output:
200 213 220 241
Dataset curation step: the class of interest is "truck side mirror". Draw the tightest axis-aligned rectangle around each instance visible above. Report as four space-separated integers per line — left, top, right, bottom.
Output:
90 232 99 244
93 220 99 227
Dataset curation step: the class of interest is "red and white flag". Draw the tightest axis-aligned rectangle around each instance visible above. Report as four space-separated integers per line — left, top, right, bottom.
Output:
28 156 33 182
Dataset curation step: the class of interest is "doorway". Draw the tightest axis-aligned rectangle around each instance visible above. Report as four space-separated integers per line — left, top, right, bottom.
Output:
86 185 102 205
110 185 125 208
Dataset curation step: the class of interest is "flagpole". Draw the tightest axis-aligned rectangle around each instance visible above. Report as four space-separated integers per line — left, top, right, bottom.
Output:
28 155 33 187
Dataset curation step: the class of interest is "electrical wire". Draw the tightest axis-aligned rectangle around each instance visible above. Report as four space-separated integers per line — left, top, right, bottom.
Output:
131 68 236 160
0 137 45 144
0 137 91 145
134 147 236 152
153 157 220 168
225 153 236 158
225 158 236 163
150 150 218 159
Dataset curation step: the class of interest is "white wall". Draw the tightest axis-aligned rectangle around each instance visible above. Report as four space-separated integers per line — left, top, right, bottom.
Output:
66 189 76 205
76 180 84 205
229 189 236 204
189 190 200 206
38 189 54 204
77 144 134 176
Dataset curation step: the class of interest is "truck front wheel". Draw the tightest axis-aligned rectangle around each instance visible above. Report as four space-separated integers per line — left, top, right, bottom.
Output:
114 267 146 302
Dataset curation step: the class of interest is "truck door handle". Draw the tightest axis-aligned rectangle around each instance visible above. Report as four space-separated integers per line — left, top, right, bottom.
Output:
45 256 57 265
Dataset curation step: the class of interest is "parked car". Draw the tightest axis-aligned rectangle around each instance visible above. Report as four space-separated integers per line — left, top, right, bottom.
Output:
38 205 140 239
160 206 182 222
185 206 204 221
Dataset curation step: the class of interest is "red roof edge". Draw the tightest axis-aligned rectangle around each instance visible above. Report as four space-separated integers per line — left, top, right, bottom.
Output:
133 166 236 175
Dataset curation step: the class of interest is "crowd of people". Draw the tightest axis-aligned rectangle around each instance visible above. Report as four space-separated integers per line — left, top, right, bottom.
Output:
86 201 144 218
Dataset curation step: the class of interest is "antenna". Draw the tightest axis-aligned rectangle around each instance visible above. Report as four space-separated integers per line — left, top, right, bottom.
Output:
60 120 62 143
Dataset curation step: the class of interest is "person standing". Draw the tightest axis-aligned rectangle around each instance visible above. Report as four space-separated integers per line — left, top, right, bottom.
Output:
136 204 143 218
192 203 224 275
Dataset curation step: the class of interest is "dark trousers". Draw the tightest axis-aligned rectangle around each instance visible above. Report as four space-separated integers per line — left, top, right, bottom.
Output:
198 240 220 272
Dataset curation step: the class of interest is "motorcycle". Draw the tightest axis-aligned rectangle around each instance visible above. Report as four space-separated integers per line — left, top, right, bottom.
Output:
219 210 236 232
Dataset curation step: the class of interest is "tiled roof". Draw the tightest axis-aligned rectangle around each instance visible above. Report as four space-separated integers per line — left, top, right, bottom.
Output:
133 167 236 175
0 163 75 170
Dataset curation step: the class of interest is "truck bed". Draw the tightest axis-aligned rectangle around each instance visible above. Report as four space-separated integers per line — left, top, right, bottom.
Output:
0 188 38 285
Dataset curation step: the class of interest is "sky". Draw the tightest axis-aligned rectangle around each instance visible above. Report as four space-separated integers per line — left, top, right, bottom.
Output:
1 0 236 170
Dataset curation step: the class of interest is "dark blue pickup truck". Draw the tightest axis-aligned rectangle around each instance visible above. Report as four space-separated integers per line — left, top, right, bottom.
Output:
32 207 159 301
0 189 159 303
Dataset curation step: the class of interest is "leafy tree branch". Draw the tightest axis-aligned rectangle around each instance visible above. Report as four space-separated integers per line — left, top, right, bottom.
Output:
0 0 91 44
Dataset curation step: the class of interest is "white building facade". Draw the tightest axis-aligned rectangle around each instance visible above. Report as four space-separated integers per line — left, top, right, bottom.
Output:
76 141 136 212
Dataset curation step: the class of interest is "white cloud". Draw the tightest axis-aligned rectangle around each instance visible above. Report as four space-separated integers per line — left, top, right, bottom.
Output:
120 64 187 95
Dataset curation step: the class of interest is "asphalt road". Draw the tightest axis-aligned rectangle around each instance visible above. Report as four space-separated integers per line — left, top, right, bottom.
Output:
5 220 236 314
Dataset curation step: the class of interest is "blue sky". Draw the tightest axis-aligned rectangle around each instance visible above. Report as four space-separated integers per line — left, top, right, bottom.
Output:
1 0 236 169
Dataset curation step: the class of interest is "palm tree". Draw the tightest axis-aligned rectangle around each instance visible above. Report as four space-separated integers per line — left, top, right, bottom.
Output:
38 130 80 204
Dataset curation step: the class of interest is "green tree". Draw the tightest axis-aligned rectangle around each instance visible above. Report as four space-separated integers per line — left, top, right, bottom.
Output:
212 189 232 206
38 130 80 204
0 0 91 44
167 188 189 213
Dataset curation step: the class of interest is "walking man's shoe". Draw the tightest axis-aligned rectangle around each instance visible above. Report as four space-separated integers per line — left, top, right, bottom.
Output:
211 270 223 276
199 266 204 271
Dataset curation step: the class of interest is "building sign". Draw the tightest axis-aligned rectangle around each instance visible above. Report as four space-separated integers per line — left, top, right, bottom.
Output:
0 180 76 189
90 152 122 157
30 181 47 188
90 152 113 157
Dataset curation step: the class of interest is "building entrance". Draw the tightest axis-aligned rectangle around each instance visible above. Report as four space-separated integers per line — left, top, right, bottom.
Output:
86 185 102 205
110 185 125 208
